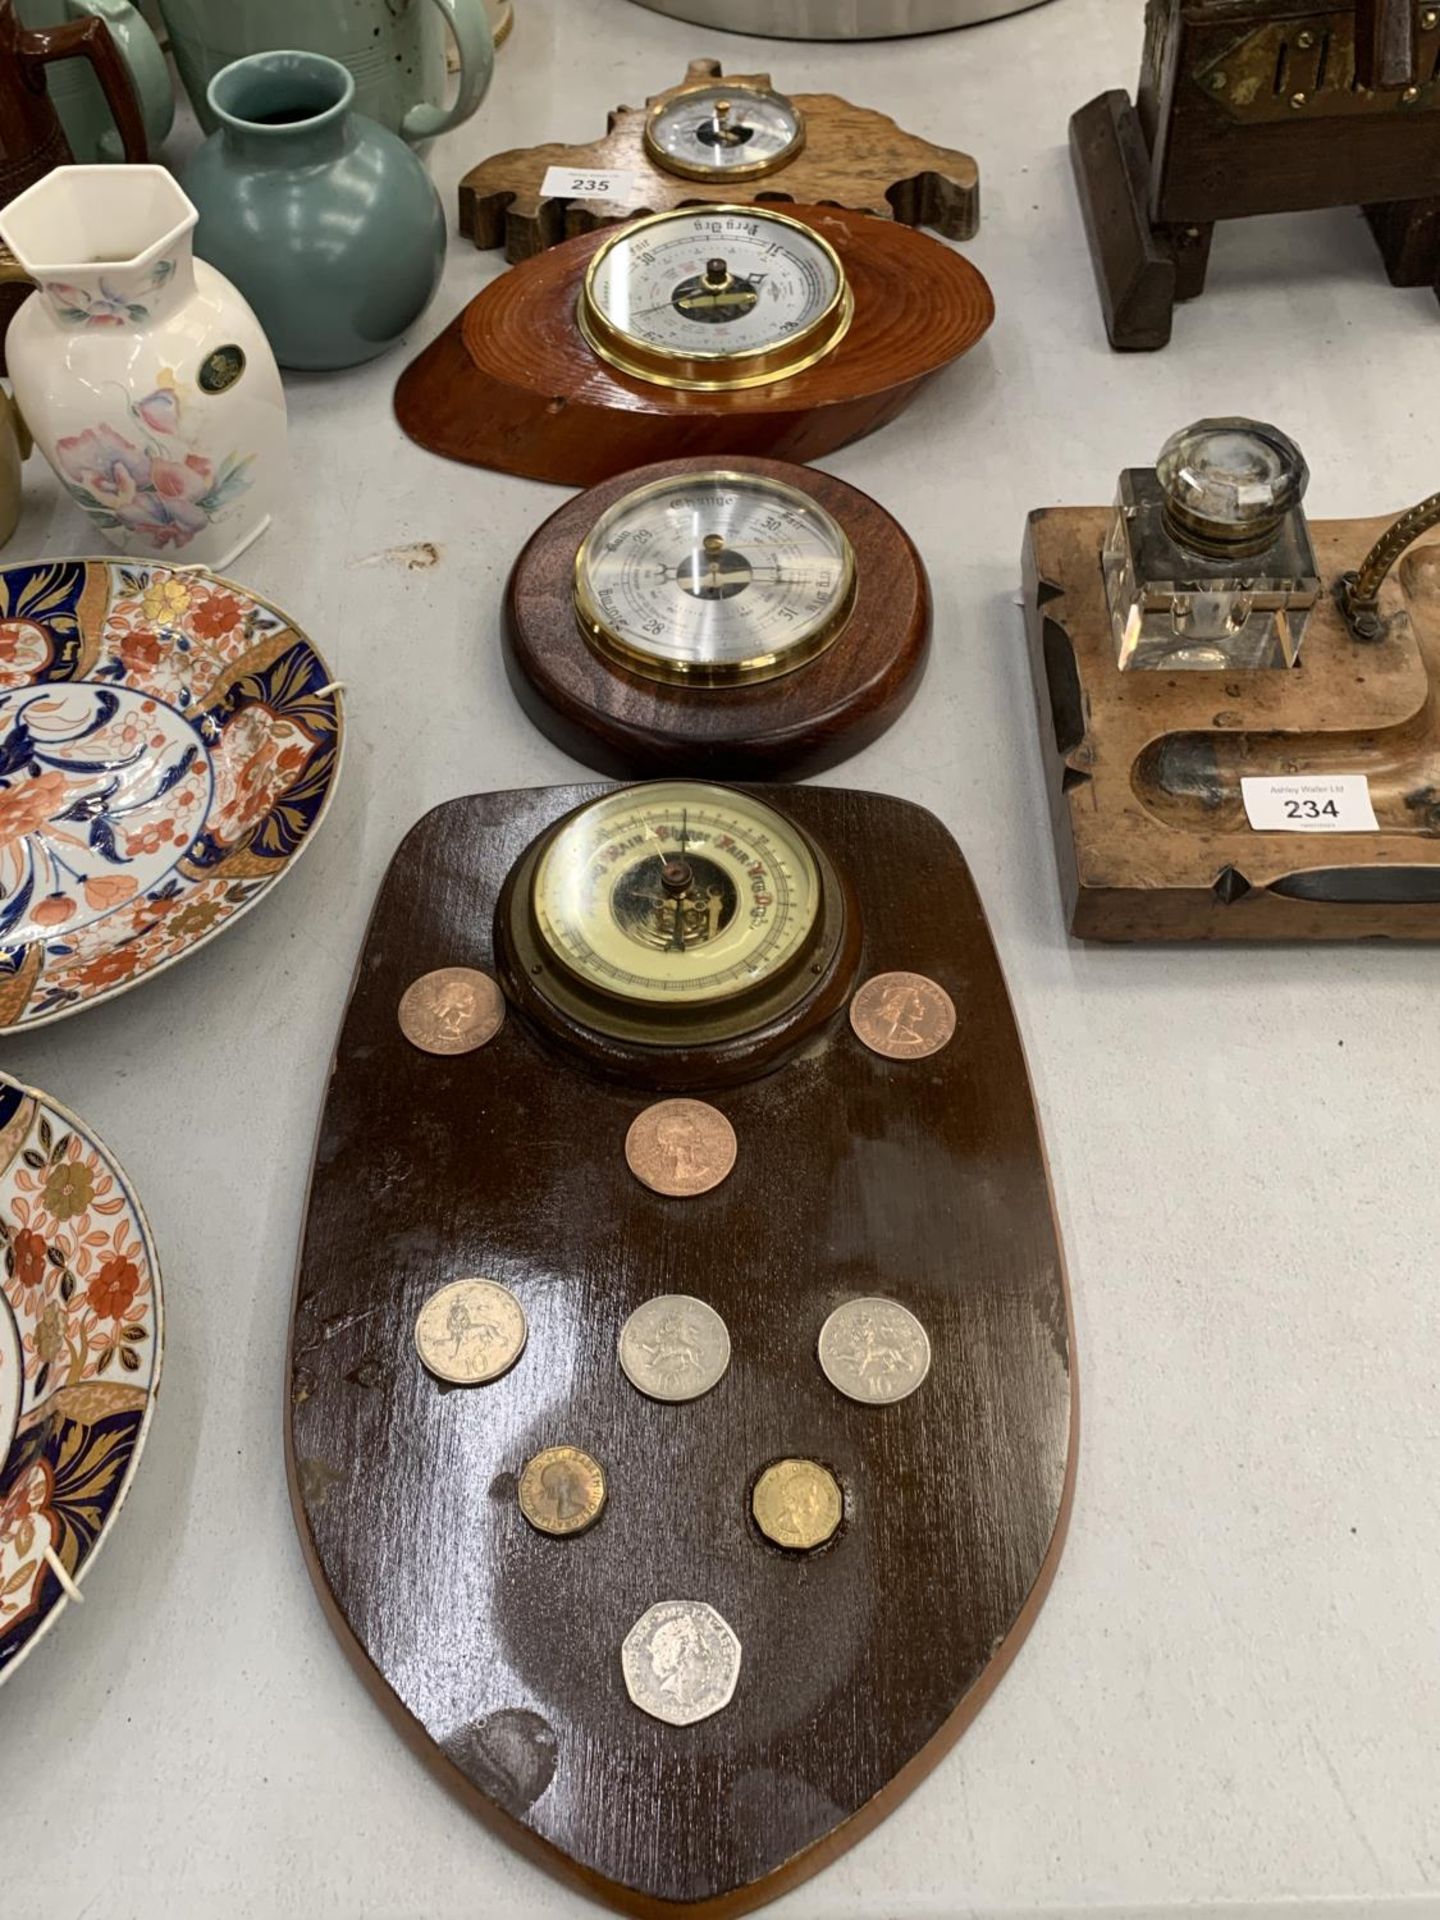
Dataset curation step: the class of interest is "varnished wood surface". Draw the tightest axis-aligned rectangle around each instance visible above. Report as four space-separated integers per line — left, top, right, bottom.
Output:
393 207 994 485
287 782 1074 1917
503 455 931 777
1023 507 1440 939
459 57 980 261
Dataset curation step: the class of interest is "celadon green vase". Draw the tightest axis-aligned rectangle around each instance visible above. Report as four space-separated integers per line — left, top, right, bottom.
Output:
182 51 447 372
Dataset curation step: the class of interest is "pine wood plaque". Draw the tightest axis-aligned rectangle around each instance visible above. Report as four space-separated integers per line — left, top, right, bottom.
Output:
287 781 1075 1918
459 58 979 262
1023 508 1440 939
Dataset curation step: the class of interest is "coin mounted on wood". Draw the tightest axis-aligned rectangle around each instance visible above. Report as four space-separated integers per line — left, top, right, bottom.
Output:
503 454 930 778
287 776 1074 1918
1023 417 1440 939
393 203 993 486
1071 0 1440 350
459 57 980 261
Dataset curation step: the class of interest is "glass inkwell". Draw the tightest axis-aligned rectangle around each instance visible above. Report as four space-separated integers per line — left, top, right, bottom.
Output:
1103 418 1320 671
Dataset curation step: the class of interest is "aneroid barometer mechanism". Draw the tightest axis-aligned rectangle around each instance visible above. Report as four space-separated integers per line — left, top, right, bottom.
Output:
1024 418 1440 939
289 777 1073 1915
394 202 993 485
459 58 980 261
504 454 930 775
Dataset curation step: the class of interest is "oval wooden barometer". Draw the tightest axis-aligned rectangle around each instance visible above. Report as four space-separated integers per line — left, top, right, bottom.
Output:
287 777 1076 1919
503 455 931 777
394 202 994 485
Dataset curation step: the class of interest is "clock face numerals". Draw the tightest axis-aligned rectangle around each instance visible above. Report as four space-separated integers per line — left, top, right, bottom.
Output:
574 471 857 685
578 206 852 390
644 83 805 182
531 782 822 1010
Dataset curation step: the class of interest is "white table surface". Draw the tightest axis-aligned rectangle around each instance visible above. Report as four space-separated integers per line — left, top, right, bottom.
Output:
5 0 1440 1914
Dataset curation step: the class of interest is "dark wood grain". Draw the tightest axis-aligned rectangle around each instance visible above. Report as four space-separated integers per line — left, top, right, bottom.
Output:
1074 1 1440 349
458 57 979 261
393 206 994 486
286 782 1075 1917
1023 506 1440 940
502 455 931 777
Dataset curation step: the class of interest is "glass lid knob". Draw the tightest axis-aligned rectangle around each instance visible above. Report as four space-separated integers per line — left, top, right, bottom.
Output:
1156 417 1309 556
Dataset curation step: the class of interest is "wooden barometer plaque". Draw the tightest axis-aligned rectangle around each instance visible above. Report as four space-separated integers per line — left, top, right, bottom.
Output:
394 203 993 486
288 780 1075 1917
503 455 931 777
459 57 980 261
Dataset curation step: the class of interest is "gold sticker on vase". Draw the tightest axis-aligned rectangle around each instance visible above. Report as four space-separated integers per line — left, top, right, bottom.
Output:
198 344 246 394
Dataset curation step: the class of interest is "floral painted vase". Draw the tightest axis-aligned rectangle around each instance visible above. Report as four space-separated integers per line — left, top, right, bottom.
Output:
184 52 446 371
0 164 286 567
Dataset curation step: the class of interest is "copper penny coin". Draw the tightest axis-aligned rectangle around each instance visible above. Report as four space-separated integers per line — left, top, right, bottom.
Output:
518 1445 607 1537
414 1278 527 1385
849 971 956 1060
398 966 505 1055
624 1098 737 1197
752 1458 843 1551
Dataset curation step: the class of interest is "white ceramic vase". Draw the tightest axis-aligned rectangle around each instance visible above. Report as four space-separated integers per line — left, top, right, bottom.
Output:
0 165 287 568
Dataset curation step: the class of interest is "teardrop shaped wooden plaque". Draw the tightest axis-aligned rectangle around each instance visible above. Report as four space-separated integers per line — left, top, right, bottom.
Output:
287 782 1074 1919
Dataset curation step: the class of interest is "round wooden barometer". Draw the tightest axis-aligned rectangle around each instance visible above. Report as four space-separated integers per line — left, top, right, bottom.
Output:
503 454 930 776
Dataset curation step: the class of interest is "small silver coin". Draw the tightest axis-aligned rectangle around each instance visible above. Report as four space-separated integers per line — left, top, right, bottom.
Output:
817 1296 931 1405
621 1600 741 1727
618 1294 730 1403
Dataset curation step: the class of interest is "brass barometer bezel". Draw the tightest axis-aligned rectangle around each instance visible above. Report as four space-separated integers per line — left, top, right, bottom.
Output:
572 469 859 688
642 78 807 184
576 205 854 393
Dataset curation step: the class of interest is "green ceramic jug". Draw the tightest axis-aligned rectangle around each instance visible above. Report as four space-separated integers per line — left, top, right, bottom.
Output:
155 0 492 145
183 52 447 370
14 0 172 160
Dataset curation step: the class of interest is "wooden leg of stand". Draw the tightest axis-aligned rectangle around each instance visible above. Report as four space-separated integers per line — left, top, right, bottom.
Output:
1364 197 1440 288
1069 90 1177 352
1160 221 1214 302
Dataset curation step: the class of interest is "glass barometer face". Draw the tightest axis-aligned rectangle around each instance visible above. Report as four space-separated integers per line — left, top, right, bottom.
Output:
577 206 852 391
532 782 822 1009
574 471 857 685
644 83 805 182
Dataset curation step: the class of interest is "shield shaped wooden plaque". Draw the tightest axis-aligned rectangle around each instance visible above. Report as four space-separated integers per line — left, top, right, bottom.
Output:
287 782 1075 1918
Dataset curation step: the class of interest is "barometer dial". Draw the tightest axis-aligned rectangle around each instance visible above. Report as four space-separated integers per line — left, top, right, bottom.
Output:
644 82 805 182
574 470 856 685
577 206 852 390
531 782 822 1009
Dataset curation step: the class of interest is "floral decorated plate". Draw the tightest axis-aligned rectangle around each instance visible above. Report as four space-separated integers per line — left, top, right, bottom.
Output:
0 1073 162 1683
0 558 343 1030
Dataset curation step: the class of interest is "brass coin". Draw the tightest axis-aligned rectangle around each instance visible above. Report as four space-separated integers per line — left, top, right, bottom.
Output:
849 971 956 1060
414 1278 527 1385
624 1098 737 1197
752 1458 843 1551
518 1445 606 1537
398 966 505 1055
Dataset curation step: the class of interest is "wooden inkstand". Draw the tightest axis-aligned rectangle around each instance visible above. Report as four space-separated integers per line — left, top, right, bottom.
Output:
1022 417 1440 938
1072 0 1440 349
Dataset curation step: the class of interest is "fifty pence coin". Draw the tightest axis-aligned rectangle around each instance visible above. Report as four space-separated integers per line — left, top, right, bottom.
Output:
752 1458 843 1551
849 971 956 1060
398 966 506 1055
621 1600 741 1727
624 1099 737 1197
518 1445 607 1537
619 1294 730 1402
818 1296 931 1405
414 1277 527 1385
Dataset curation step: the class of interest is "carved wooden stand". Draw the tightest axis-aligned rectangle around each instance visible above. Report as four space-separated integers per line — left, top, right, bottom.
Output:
1023 508 1440 938
1071 0 1440 350
459 58 979 261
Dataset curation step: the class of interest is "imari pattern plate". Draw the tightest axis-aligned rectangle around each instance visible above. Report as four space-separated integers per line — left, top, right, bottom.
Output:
0 559 343 1032
0 1074 162 1683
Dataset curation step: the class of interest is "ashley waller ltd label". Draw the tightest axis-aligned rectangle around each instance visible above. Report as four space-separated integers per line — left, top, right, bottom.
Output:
540 166 636 201
1240 774 1379 833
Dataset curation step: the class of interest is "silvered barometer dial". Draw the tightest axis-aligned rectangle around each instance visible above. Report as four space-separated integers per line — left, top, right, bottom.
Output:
577 206 852 390
501 781 853 1053
573 470 857 685
644 82 805 182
